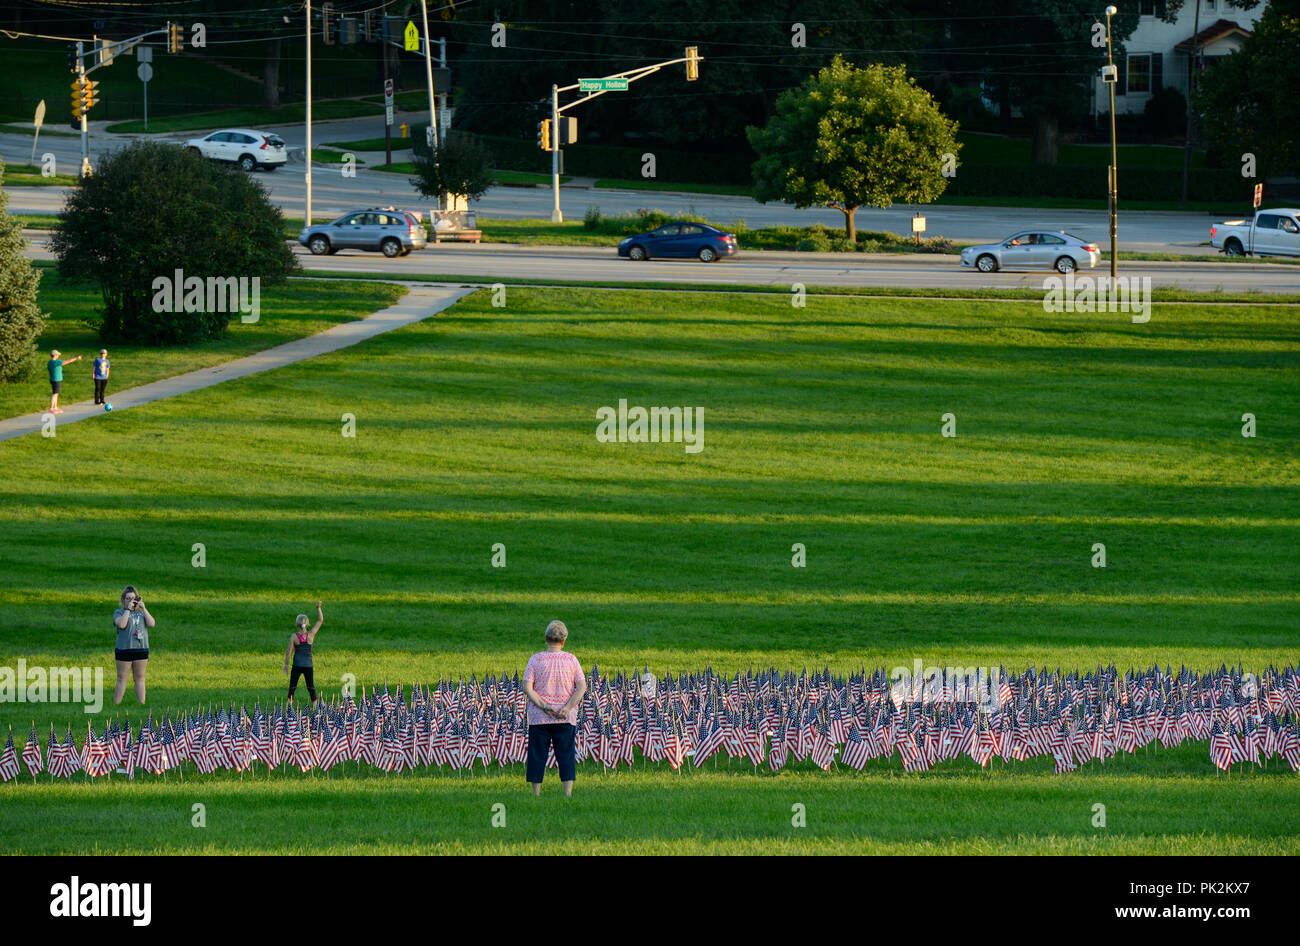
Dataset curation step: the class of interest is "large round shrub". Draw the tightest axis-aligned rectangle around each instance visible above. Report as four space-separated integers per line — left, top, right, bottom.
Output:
50 140 298 345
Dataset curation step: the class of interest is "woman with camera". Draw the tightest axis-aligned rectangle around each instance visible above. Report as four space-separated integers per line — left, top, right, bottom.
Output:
113 586 155 705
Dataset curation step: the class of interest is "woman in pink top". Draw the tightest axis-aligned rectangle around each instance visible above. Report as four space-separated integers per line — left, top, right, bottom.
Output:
522 620 586 796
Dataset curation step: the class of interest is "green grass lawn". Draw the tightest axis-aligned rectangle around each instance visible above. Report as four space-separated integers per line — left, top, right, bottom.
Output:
312 147 366 164
594 178 755 197
0 286 1297 852
956 132 1209 170
0 268 404 420
1 162 78 186
106 98 381 135
0 39 265 125
322 136 412 152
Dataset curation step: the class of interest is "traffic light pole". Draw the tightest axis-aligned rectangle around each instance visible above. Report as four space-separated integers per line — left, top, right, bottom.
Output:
551 84 561 222
546 51 700 223
68 28 165 177
76 43 90 177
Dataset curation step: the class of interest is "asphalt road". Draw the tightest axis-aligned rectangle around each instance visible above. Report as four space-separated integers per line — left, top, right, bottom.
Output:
1 115 1233 255
23 233 1299 293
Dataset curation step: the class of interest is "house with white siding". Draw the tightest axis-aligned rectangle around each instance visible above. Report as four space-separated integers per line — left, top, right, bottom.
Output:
1092 0 1265 116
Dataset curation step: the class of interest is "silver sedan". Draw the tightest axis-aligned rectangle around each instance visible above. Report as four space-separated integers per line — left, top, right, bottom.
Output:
961 231 1100 274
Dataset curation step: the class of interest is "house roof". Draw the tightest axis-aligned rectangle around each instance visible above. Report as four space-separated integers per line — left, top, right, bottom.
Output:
1174 19 1252 53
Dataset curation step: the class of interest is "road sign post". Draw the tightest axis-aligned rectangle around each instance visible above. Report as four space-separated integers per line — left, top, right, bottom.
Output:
137 61 152 130
384 77 394 166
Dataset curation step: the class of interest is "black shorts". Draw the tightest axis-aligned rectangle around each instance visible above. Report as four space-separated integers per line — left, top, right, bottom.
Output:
114 648 149 662
50 380 62 394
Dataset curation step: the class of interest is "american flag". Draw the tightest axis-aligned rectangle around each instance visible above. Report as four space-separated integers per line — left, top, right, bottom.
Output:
0 729 20 782
21 723 43 777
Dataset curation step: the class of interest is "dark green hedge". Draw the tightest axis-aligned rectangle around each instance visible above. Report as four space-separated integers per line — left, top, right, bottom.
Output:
432 123 1248 202
944 163 1246 203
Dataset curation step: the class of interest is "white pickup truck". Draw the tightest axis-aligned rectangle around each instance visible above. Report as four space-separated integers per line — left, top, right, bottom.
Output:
1210 208 1300 257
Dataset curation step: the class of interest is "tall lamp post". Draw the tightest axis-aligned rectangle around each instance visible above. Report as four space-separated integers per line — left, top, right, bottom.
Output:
305 1 313 227
1102 5 1118 281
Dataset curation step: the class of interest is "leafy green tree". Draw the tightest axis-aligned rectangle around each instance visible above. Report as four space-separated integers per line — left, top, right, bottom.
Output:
410 130 496 204
1195 1 1297 181
50 141 297 345
0 160 47 382
747 58 960 241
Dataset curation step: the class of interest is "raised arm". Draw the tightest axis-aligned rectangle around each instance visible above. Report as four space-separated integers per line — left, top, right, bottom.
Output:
308 600 323 640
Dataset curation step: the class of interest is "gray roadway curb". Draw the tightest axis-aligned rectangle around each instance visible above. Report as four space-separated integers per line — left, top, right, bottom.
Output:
0 284 474 444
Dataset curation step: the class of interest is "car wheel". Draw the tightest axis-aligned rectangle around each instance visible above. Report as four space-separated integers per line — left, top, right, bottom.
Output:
698 246 717 262
380 238 403 258
187 147 202 156
628 245 647 261
307 235 331 256
1054 256 1076 274
976 254 998 273
238 154 257 172
1224 238 1245 257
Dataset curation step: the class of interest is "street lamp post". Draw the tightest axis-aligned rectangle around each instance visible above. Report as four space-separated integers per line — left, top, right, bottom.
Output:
1104 5 1118 281
305 0 313 227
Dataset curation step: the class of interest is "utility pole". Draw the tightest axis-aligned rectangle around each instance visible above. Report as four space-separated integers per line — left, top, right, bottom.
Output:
305 0 313 227
419 0 437 167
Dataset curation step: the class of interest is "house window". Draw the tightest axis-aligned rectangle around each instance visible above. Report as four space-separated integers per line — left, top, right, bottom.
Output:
1127 53 1152 94
1140 0 1156 15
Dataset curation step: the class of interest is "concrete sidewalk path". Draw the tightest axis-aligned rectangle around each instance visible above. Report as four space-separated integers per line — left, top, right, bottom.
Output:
0 284 474 444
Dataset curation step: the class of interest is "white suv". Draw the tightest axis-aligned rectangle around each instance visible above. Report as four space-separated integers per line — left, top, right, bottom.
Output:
185 128 287 172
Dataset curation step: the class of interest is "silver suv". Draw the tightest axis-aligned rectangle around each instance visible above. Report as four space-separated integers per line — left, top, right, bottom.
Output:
298 207 427 257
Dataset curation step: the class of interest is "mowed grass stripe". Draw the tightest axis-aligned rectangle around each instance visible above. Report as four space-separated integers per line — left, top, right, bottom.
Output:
1 763 1296 856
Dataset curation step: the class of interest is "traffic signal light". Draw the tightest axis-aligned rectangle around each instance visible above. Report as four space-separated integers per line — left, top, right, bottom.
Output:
537 119 552 152
71 79 85 120
168 22 184 54
67 44 79 73
72 78 99 119
685 46 699 81
322 3 335 45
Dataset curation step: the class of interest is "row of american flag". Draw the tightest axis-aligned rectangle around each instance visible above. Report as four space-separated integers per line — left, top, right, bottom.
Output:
3 663 1299 781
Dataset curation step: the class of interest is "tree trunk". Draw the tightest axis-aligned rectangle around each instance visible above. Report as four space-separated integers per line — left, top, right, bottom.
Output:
1031 114 1059 165
263 39 282 109
842 207 857 242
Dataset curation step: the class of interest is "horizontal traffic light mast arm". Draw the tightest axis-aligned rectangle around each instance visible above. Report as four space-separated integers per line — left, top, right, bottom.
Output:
80 28 167 78
556 53 702 111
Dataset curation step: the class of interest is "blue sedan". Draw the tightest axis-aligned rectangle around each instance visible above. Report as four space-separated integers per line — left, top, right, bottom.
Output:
617 222 738 262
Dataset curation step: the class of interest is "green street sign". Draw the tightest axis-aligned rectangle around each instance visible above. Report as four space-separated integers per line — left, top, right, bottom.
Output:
579 77 629 92
404 21 419 52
